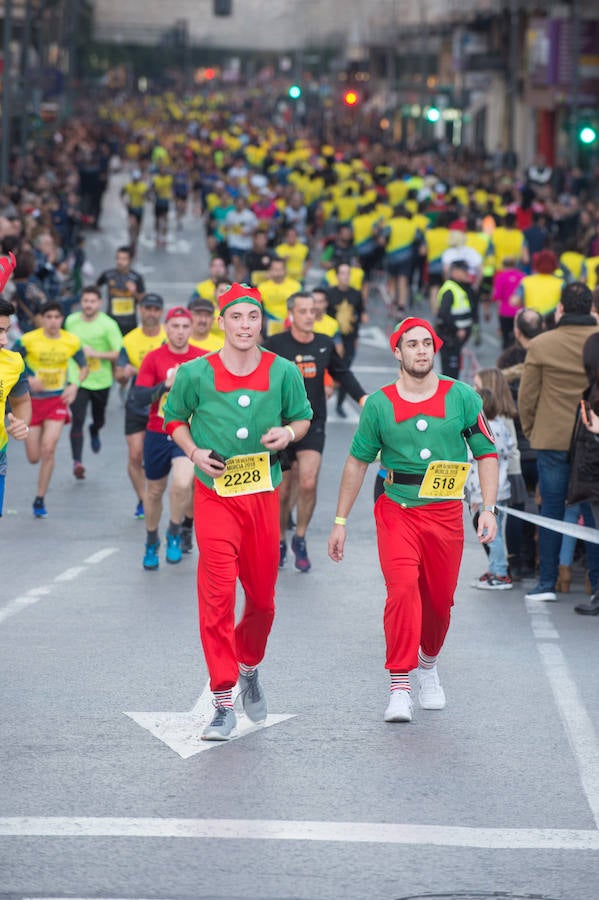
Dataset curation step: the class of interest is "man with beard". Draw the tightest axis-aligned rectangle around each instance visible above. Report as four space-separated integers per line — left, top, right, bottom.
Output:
328 318 498 725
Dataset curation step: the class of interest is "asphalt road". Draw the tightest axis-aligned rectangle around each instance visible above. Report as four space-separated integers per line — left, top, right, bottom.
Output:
1 173 599 900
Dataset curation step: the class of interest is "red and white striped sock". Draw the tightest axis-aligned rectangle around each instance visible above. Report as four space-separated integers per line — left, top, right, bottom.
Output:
390 672 411 693
418 649 438 670
239 663 256 676
213 689 234 709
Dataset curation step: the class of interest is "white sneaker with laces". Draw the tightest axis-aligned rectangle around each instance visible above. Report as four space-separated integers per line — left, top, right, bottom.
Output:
417 665 446 710
384 689 413 722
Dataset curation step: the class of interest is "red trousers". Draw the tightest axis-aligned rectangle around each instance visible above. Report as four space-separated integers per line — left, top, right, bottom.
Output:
374 496 464 672
194 480 279 692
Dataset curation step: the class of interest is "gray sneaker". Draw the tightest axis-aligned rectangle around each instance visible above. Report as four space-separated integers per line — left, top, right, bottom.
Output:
181 526 193 554
201 704 237 741
238 669 267 723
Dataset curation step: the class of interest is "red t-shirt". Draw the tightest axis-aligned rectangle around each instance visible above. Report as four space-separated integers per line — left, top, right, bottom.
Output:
136 343 207 433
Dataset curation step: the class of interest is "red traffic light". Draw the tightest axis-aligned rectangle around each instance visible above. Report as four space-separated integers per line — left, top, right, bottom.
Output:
343 89 359 107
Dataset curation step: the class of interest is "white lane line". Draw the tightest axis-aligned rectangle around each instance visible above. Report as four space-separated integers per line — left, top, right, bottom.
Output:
85 548 119 565
0 596 42 625
54 567 87 582
537 642 599 829
530 619 560 640
1 816 598 849
0 548 120 627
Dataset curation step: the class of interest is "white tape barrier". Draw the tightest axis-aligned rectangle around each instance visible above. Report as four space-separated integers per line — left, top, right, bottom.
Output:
498 505 599 545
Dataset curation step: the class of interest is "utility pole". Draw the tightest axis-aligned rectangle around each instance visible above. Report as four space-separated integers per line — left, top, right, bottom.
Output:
20 0 32 159
1 0 13 185
506 0 518 169
570 0 581 166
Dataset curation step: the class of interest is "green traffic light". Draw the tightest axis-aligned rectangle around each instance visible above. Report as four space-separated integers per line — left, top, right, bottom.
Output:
579 126 598 145
426 107 440 123
288 85 302 100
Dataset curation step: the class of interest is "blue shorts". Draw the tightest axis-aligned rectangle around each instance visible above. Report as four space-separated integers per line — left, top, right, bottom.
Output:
0 474 5 516
143 430 186 481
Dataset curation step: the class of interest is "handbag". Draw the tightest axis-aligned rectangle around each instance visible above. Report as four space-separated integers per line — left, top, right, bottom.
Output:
567 400 599 504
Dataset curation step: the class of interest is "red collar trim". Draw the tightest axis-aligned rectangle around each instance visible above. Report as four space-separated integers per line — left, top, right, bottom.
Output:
207 349 275 392
381 378 454 422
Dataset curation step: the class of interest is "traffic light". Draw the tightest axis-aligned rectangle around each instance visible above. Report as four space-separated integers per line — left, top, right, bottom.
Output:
579 125 598 145
288 84 302 100
426 106 441 123
343 89 359 107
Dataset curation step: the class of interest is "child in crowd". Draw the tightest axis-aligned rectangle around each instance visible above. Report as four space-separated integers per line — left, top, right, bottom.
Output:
466 385 514 590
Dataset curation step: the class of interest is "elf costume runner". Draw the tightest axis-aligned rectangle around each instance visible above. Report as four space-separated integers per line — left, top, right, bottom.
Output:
329 317 498 724
164 283 312 740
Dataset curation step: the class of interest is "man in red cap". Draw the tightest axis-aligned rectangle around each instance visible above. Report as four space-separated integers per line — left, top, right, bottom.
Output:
328 317 499 724
131 306 207 570
163 284 312 741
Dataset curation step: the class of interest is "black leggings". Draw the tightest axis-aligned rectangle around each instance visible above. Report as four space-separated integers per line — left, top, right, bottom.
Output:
70 387 110 461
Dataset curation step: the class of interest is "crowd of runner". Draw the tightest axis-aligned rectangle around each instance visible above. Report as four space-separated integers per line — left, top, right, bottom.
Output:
2 84 599 651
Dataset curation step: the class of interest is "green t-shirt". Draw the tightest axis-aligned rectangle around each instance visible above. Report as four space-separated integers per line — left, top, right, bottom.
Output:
65 311 123 390
351 376 497 507
163 349 313 491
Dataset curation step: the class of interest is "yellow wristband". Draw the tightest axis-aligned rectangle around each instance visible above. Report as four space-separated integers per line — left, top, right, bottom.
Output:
334 516 347 526
284 424 296 442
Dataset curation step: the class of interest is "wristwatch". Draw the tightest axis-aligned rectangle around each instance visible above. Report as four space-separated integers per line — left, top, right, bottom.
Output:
482 505 499 516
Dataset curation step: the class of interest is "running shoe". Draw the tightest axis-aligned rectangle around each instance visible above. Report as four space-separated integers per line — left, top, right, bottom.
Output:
181 526 193 554
384 690 413 722
417 665 446 710
73 461 85 480
237 668 267 723
134 500 145 519
279 540 287 568
89 425 101 454
165 530 182 564
291 534 311 572
477 574 513 591
470 571 491 588
524 584 557 602
32 497 48 519
143 541 160 571
202 704 237 741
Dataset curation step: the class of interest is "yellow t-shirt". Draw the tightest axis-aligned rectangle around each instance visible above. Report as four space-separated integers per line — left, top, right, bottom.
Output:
19 328 82 394
424 228 450 265
583 256 599 290
325 267 365 291
259 277 302 330
153 174 173 201
386 179 408 207
189 332 223 352
520 273 564 315
491 227 525 268
560 251 584 282
122 326 166 370
313 314 339 339
0 349 26 452
275 242 309 282
123 182 148 209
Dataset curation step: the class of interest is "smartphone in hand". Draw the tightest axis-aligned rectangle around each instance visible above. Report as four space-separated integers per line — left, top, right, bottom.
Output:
581 399 592 428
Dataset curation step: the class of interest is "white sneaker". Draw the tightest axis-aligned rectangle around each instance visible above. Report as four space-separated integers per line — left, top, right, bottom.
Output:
417 665 446 710
384 690 413 722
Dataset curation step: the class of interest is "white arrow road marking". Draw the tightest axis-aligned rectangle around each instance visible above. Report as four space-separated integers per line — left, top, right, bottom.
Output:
124 680 295 759
358 325 390 350
2 817 598 849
